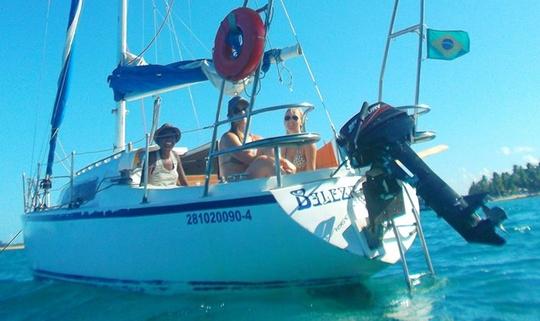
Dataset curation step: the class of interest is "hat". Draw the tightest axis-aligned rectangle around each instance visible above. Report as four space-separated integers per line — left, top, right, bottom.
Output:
227 96 249 118
154 123 181 143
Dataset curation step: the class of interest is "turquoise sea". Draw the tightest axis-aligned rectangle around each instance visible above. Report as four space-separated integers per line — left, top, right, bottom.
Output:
1 196 539 321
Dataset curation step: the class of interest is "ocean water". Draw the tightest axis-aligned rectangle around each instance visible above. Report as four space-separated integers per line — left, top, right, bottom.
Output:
1 197 539 321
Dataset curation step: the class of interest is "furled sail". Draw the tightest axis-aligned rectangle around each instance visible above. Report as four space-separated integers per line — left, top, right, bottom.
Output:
45 0 83 178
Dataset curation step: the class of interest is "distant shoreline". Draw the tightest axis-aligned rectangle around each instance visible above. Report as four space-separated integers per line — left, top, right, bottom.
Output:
1 244 24 251
491 193 540 202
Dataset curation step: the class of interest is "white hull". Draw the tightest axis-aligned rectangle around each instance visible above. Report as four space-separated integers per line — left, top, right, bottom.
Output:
24 157 419 293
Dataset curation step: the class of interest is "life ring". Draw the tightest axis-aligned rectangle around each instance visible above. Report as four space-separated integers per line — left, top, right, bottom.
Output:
213 7 266 81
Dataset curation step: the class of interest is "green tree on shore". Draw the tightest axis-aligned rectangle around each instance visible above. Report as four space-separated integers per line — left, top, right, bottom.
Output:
469 162 540 197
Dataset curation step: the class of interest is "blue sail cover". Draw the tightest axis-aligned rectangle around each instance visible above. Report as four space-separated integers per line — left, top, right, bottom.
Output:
46 0 83 177
108 60 209 102
108 46 302 102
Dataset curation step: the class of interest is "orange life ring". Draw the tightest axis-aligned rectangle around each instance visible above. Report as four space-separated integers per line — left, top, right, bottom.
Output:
213 8 266 81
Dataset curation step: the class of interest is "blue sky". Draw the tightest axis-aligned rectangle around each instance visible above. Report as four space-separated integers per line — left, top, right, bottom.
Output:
1 0 539 242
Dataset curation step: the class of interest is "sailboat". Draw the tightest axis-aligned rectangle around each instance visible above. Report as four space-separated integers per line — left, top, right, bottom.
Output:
22 0 506 294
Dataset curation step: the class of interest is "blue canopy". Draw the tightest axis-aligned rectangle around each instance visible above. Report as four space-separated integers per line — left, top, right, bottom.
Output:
108 59 209 102
108 46 302 102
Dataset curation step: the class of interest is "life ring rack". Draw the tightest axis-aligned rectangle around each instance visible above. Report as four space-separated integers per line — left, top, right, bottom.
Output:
213 7 266 81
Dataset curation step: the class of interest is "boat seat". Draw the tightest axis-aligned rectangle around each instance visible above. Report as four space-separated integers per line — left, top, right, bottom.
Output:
186 174 219 186
316 141 339 169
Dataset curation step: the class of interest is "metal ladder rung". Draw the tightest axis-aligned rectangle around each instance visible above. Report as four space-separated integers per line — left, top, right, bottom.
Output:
392 186 436 291
390 23 422 39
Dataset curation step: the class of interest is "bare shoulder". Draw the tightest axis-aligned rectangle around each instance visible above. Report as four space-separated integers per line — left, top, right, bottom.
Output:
220 132 240 148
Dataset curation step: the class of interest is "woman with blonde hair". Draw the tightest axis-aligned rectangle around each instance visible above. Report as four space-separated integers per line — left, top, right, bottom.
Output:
282 108 317 172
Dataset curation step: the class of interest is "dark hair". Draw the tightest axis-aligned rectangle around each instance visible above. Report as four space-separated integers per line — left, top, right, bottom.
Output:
227 96 249 118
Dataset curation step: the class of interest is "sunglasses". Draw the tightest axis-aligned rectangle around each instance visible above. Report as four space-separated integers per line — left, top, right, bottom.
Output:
284 115 299 121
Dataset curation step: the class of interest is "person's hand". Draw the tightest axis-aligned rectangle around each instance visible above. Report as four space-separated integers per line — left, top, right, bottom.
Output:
280 158 296 174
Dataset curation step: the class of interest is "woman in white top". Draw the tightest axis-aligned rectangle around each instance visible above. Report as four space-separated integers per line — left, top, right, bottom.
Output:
147 123 189 187
282 108 317 172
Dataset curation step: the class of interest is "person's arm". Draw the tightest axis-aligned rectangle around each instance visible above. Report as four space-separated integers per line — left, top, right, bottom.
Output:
222 132 258 164
251 134 274 157
175 152 189 186
305 143 317 171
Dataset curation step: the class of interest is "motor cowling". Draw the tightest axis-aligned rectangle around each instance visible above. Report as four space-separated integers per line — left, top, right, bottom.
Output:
337 102 414 167
337 102 506 246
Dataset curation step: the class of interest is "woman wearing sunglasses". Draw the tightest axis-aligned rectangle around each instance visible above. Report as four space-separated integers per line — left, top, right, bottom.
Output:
282 108 317 172
219 96 296 179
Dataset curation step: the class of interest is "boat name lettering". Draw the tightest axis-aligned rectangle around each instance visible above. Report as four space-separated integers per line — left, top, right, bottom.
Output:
186 209 252 225
290 185 356 210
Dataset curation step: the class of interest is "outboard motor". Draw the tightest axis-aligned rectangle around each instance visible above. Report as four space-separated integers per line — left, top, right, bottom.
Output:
337 102 506 246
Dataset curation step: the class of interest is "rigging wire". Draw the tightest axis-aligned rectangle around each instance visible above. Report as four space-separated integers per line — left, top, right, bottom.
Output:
254 0 294 91
30 0 53 181
53 153 70 173
0 230 22 254
152 0 160 62
171 11 211 54
129 0 176 65
278 0 338 138
161 0 202 138
57 135 67 157
139 1 148 135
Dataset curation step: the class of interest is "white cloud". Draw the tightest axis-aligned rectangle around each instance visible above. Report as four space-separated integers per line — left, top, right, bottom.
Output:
453 167 492 194
515 146 535 153
500 145 535 156
523 154 539 164
500 146 511 156
480 167 491 178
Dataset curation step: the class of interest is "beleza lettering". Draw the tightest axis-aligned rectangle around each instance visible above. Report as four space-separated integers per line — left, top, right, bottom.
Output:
290 185 357 211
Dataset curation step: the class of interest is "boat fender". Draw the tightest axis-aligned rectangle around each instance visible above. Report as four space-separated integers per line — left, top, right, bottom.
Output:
213 8 266 81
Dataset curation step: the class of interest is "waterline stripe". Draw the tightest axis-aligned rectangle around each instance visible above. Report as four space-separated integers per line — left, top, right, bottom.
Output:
25 194 276 222
33 268 359 291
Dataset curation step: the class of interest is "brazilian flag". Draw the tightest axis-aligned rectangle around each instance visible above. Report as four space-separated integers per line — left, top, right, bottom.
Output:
427 29 470 60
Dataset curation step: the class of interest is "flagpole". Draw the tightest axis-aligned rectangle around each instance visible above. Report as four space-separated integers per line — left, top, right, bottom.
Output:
378 0 400 102
413 0 425 129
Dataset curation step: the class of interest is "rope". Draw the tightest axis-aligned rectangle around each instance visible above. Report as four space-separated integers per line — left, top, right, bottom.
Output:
56 138 71 173
278 0 338 138
0 230 22 254
128 0 175 65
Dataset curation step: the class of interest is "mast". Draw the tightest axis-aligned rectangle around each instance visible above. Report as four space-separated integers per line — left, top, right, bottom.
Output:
114 0 128 152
